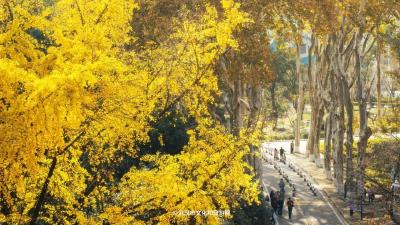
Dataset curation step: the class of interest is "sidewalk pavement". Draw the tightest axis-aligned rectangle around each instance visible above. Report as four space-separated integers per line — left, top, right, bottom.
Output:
286 153 349 224
286 152 392 225
261 151 344 225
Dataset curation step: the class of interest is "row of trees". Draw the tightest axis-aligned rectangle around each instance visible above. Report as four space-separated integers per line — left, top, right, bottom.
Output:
284 0 400 208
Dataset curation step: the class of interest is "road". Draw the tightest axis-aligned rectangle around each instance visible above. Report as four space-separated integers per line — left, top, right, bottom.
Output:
260 142 345 225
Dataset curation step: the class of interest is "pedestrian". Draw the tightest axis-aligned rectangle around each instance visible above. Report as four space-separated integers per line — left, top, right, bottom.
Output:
277 194 284 216
274 148 278 161
279 178 285 193
279 147 284 159
367 188 374 203
290 141 294 154
271 190 278 213
349 203 356 216
280 147 286 162
286 197 294 219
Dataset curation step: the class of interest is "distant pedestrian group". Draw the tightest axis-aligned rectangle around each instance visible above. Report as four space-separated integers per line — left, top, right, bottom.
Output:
274 147 286 162
270 178 295 220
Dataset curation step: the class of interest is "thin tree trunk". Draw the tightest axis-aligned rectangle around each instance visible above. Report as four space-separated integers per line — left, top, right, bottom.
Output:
295 43 303 153
306 35 316 161
270 81 278 130
232 77 242 137
376 40 382 119
248 85 262 175
29 157 57 225
314 105 324 167
29 131 85 225
332 112 338 180
324 108 333 179
335 74 345 194
307 106 316 161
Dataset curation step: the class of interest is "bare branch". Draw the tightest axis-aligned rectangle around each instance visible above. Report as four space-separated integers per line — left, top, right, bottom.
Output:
95 4 109 24
74 0 85 26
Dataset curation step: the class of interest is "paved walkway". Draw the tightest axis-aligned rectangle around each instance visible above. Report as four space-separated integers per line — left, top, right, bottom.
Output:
261 143 345 225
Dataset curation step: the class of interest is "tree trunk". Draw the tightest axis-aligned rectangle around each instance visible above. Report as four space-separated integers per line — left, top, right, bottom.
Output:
29 157 57 225
29 131 85 224
324 108 333 179
355 31 372 198
314 105 324 167
232 77 243 137
332 112 338 180
342 78 355 199
270 81 278 130
248 85 262 174
335 74 345 194
307 106 316 161
306 35 315 161
295 43 303 153
376 40 382 119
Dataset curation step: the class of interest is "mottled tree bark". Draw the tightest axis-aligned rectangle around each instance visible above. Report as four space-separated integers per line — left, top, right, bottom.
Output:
334 73 345 194
342 78 355 198
355 28 372 198
306 35 316 161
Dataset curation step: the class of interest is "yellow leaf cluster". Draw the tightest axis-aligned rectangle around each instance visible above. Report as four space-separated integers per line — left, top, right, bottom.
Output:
0 0 259 224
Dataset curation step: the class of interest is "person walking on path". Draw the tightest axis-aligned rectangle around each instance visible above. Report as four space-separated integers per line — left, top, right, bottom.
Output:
290 142 294 154
277 192 284 216
279 147 284 160
367 188 374 203
286 197 294 219
270 190 278 213
274 148 278 161
349 203 356 216
279 178 285 193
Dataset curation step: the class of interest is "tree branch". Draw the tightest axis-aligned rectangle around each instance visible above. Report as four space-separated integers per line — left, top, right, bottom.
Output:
95 4 108 24
74 0 85 26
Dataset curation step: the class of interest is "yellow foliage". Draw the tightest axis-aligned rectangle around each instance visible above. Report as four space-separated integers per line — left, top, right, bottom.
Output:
0 0 259 224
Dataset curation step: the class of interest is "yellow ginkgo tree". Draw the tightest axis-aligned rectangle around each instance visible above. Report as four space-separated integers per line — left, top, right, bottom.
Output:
0 0 260 224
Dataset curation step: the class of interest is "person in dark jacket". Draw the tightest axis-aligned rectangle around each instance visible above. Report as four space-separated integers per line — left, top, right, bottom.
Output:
277 191 284 216
279 147 284 159
271 190 278 213
290 142 294 154
367 188 374 203
279 178 285 192
287 197 294 219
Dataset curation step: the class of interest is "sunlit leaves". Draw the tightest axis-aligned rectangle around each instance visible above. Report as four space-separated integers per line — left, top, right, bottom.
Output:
0 0 258 224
